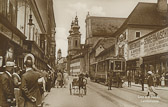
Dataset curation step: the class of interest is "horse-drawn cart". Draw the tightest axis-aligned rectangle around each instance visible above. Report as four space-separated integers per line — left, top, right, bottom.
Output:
69 75 87 96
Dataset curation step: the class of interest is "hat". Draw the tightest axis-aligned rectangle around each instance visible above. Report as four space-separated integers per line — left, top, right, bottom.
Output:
4 61 15 67
147 71 152 75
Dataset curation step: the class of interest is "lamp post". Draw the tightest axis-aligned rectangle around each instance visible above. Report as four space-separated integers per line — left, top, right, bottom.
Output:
28 8 34 40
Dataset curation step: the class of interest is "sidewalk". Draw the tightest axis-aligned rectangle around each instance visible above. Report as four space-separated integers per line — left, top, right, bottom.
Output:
124 82 168 91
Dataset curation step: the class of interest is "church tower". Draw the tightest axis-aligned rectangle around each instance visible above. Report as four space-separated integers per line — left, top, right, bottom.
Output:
67 15 81 55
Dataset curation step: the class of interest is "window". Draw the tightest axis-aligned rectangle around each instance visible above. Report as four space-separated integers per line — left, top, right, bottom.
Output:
0 0 17 26
136 32 141 38
75 40 78 47
115 61 121 70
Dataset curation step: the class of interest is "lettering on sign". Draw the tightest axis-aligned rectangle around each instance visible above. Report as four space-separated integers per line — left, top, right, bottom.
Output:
0 24 12 39
144 27 168 56
128 40 140 59
128 27 168 60
13 33 20 45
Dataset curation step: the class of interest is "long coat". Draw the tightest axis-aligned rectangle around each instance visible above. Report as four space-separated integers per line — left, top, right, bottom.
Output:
0 72 15 107
21 69 41 107
147 75 154 87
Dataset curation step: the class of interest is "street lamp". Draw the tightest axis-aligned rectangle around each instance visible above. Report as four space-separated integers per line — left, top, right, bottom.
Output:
28 8 34 26
28 8 34 40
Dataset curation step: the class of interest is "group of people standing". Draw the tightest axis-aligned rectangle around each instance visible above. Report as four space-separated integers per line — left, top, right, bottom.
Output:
107 72 124 90
0 55 57 107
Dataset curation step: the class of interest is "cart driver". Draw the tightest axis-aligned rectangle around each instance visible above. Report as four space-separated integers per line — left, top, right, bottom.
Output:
78 73 86 96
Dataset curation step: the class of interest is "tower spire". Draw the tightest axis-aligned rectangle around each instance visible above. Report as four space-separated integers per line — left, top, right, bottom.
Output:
75 15 78 25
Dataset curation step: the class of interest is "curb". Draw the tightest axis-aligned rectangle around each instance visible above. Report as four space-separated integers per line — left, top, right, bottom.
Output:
131 83 168 91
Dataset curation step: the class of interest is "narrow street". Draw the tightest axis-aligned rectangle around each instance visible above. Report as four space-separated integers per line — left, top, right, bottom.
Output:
43 77 168 107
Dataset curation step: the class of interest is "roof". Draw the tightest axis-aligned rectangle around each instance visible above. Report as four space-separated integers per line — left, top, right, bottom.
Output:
125 2 168 26
86 16 126 37
112 2 168 37
90 38 116 57
99 38 116 49
92 37 116 51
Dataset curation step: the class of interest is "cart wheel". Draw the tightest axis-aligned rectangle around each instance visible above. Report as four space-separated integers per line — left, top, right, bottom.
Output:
70 84 72 95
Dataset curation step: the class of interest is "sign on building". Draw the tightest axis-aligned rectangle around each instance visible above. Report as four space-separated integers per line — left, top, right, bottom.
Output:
128 27 168 60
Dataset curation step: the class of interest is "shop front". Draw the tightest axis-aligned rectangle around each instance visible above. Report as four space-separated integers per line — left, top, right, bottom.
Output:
126 59 141 83
0 23 25 71
128 26 168 86
143 53 168 86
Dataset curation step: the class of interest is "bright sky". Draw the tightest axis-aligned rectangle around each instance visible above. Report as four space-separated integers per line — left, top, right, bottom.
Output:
53 0 158 58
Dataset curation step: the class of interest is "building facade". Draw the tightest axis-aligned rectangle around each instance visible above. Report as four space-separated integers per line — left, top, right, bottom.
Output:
84 14 126 74
114 0 168 81
128 26 168 85
0 0 56 71
0 0 26 70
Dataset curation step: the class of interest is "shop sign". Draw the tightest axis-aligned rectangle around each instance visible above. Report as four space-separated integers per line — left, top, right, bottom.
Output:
0 23 12 39
143 27 168 56
128 27 168 60
12 33 21 45
128 40 140 59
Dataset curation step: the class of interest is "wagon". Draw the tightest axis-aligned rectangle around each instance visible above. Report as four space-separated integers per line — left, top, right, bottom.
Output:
69 76 87 96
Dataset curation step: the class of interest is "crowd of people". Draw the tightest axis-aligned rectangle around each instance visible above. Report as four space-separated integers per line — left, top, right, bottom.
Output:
126 70 167 96
0 55 67 107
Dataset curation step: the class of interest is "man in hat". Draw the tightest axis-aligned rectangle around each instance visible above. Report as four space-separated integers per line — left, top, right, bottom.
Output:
21 56 41 107
146 71 158 96
108 72 113 90
0 61 16 107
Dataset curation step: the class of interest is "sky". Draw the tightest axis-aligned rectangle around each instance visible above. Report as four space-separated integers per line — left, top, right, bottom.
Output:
53 0 158 58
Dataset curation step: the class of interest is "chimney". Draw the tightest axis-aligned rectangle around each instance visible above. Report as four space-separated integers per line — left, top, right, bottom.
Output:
157 0 168 25
157 0 167 13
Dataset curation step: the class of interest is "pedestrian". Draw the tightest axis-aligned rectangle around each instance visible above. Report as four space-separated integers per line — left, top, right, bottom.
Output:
108 72 113 90
146 71 158 96
13 67 21 87
53 70 57 87
153 74 157 87
21 56 42 107
57 70 63 88
0 61 16 107
127 71 131 87
46 71 52 92
156 74 160 87
116 73 121 88
140 73 145 91
78 73 85 97
160 74 165 87
63 70 69 88
13 66 22 107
